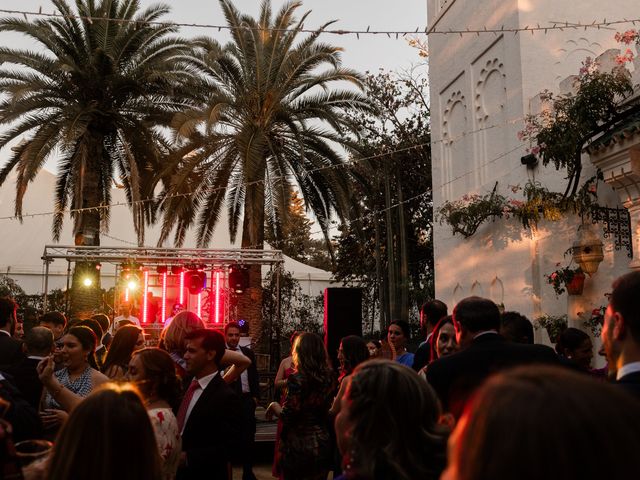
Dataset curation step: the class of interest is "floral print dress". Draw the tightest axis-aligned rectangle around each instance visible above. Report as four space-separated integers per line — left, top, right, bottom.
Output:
148 407 181 480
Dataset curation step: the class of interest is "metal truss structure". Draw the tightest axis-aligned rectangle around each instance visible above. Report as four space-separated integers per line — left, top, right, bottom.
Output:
41 245 284 324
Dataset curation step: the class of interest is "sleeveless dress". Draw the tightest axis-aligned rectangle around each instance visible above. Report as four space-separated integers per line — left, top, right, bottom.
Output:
148 407 181 480
272 366 294 479
43 366 93 410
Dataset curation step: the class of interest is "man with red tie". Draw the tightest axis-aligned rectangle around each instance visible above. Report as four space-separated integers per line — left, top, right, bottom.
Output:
176 329 241 480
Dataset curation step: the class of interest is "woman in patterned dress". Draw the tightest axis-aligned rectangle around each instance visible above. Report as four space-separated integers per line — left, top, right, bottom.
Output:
266 333 336 480
40 326 108 433
127 347 182 480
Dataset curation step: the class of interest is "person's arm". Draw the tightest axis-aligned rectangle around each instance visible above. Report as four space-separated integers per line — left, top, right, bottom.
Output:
274 357 291 389
36 357 83 411
91 369 110 388
270 373 301 424
220 349 251 384
329 375 349 417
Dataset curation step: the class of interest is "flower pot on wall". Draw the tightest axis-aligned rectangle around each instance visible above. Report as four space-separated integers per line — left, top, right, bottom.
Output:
566 272 585 295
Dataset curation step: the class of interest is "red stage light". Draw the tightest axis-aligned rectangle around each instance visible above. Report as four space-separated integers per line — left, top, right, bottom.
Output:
142 271 149 323
161 272 167 322
179 271 185 305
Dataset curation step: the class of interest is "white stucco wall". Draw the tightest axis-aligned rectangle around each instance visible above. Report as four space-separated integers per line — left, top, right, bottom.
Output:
427 0 638 339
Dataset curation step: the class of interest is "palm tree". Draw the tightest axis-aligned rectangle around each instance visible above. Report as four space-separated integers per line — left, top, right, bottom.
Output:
0 0 194 316
158 0 371 340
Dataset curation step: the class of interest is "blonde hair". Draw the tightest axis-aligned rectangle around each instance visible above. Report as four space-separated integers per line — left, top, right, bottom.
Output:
160 311 205 353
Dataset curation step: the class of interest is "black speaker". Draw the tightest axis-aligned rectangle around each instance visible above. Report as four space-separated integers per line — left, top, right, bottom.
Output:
185 271 206 295
324 288 362 371
229 265 250 293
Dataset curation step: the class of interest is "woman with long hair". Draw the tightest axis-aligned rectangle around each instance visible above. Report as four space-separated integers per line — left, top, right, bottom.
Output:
46 383 161 480
387 321 414 366
266 332 336 480
429 316 458 363
272 331 300 479
158 310 251 385
127 348 181 480
102 325 144 379
334 360 448 480
330 335 369 416
40 326 109 432
159 311 204 378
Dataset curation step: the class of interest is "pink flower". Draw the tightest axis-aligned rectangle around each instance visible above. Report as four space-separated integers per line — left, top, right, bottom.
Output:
550 272 558 280
615 49 634 65
615 29 639 45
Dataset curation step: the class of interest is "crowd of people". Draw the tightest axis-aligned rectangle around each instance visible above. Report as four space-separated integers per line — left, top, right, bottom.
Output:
1 270 640 479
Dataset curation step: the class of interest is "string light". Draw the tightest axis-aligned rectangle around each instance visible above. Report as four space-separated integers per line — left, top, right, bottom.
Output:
0 112 532 223
0 8 637 38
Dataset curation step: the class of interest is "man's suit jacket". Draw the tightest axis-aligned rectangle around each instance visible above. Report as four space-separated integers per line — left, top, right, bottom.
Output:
177 373 242 480
230 346 260 399
426 333 558 417
0 373 42 442
0 334 24 366
616 371 640 402
3 357 43 411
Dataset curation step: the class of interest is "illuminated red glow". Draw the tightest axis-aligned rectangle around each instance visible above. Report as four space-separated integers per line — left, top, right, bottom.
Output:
161 272 167 322
215 271 221 323
142 271 149 323
179 271 185 305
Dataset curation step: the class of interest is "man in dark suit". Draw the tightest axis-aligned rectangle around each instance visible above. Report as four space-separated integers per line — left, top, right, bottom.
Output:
413 299 448 371
176 329 241 480
0 297 24 366
3 327 54 410
601 271 640 401
426 296 558 418
225 322 260 480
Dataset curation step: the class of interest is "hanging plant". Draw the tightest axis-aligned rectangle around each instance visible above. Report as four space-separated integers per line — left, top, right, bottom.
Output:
533 314 568 343
436 183 507 237
580 306 606 337
545 264 585 296
437 175 602 237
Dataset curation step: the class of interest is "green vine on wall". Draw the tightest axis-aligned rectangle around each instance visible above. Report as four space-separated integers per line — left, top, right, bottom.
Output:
438 33 635 238
437 175 602 237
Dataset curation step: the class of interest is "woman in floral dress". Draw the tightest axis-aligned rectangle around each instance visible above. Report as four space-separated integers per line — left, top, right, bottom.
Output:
127 348 182 480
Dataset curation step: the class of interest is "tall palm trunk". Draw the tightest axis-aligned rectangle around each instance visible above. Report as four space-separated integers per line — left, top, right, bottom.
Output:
239 178 265 346
383 164 398 322
70 137 102 319
397 179 409 323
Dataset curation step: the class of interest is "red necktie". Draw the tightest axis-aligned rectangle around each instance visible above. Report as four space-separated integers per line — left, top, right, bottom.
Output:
177 379 201 431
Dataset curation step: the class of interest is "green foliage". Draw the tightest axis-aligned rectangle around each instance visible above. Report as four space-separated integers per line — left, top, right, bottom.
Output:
437 186 506 237
533 314 568 343
437 175 603 237
0 0 195 245
438 45 634 239
265 190 333 270
545 265 584 296
158 0 372 249
580 306 606 337
0 276 66 316
261 267 324 366
519 57 633 186
333 66 433 327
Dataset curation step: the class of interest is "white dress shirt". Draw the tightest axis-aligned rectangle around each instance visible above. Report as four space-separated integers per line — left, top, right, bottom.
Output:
617 361 640 381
